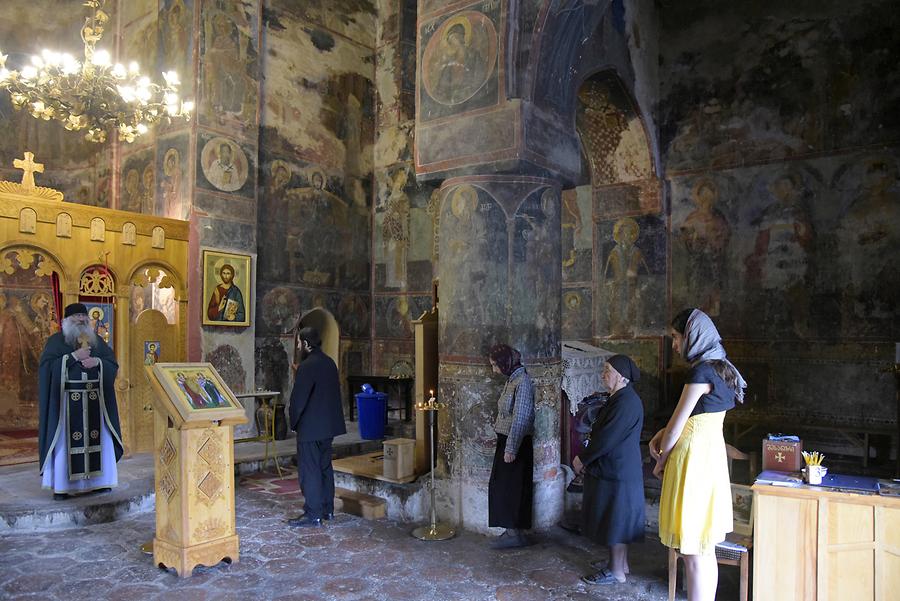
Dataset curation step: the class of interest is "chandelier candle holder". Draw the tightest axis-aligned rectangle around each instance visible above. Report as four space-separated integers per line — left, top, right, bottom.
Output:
0 0 192 143
411 390 455 541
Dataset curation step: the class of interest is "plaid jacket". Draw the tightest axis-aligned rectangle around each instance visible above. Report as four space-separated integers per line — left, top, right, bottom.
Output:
493 366 535 455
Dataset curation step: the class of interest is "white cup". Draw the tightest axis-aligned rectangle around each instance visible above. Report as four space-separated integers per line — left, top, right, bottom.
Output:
803 465 827 485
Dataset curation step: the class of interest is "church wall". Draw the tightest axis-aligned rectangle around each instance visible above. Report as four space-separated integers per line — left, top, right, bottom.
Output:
371 0 440 377
651 0 899 440
256 0 377 399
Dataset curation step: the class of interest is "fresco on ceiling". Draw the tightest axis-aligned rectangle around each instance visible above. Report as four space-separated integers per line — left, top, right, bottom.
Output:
418 5 501 122
264 0 377 48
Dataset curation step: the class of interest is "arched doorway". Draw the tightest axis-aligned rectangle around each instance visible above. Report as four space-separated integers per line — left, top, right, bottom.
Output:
296 307 340 368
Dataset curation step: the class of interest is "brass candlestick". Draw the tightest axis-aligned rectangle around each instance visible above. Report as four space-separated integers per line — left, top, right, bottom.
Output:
412 391 455 541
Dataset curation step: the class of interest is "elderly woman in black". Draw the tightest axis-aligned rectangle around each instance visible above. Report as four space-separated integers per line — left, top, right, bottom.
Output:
487 343 535 549
572 354 645 585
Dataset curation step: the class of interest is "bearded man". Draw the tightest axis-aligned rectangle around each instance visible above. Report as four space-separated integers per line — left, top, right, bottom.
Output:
38 303 123 500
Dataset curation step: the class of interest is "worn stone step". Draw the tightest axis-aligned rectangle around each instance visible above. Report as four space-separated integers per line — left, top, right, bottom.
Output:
334 487 386 520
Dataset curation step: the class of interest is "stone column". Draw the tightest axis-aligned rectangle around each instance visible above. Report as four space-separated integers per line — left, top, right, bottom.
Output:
435 174 564 533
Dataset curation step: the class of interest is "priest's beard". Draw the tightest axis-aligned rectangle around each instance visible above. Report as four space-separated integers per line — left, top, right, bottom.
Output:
62 318 98 349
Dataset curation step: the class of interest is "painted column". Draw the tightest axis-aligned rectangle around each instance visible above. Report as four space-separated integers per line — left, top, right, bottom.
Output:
435 174 564 533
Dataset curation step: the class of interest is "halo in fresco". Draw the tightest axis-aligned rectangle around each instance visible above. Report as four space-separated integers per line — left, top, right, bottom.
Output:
200 136 249 192
421 11 498 106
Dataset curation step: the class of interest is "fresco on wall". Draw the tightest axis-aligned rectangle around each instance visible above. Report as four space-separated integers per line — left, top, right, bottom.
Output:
197 133 256 198
832 155 899 338
577 72 659 217
119 148 156 214
199 2 258 130
205 343 246 394
265 0 377 48
561 187 592 284
156 134 190 219
122 3 158 78
374 295 431 339
660 2 900 169
511 188 561 358
336 293 370 339
672 176 736 317
258 158 370 291
671 153 898 342
562 288 592 341
374 164 439 292
418 5 501 122
261 4 374 186
0 250 58 430
438 184 508 357
159 0 194 99
596 215 666 338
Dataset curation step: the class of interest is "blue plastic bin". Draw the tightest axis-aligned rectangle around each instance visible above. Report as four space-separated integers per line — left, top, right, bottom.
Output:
355 387 387 440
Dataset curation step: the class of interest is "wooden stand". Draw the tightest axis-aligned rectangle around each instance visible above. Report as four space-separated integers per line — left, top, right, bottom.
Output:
145 366 247 577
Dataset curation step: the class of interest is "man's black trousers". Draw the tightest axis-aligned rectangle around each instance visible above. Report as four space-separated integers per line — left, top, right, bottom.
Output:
296 437 335 519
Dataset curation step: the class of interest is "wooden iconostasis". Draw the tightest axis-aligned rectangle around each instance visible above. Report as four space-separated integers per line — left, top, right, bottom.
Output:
0 175 189 461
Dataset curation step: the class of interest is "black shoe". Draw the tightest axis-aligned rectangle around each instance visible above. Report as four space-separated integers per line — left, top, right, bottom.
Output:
324 512 335 520
288 516 323 528
53 493 69 501
94 487 111 494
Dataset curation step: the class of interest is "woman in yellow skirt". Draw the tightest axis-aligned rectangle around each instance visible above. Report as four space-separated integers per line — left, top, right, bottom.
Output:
650 308 747 601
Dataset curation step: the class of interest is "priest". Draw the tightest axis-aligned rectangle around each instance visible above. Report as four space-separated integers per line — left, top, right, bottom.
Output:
38 303 124 500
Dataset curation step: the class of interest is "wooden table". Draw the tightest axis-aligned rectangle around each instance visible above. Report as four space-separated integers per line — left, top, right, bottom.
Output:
234 390 282 477
753 482 900 600
346 376 413 422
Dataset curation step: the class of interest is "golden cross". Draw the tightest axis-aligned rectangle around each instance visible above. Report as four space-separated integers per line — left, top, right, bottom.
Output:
78 334 90 350
13 152 44 190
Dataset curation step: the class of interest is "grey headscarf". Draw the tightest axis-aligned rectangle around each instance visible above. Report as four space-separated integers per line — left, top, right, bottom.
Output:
683 309 747 402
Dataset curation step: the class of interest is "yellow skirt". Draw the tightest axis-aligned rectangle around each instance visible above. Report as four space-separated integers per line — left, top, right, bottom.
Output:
658 412 732 555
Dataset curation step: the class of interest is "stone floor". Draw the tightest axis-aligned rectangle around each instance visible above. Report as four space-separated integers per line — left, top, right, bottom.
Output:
0 478 745 601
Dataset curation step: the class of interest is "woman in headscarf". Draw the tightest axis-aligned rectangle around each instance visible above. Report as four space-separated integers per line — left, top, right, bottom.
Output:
573 354 645 585
487 343 535 549
650 309 747 601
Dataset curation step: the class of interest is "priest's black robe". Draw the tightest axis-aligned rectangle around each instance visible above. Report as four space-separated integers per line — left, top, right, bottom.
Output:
38 332 123 474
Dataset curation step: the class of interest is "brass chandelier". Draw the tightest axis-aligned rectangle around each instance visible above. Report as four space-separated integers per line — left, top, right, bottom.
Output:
0 0 192 143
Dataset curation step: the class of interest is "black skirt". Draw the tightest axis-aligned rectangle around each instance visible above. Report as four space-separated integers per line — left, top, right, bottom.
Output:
488 433 533 529
581 472 645 546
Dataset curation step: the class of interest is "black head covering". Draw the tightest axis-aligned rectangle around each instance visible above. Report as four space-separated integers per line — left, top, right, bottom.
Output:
64 303 88 318
607 354 640 383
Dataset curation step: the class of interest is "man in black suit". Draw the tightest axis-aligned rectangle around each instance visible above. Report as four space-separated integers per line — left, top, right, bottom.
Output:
288 327 347 527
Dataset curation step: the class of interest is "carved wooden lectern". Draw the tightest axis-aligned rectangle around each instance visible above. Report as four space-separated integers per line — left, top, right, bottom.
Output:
145 363 248 577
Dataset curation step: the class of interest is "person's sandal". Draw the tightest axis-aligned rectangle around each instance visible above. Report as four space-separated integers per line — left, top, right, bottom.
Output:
581 568 624 585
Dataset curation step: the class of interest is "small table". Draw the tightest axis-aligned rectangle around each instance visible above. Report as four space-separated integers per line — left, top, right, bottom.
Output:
234 390 282 477
347 376 413 422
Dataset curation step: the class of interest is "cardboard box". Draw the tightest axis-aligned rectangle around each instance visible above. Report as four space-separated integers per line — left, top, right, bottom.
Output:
762 438 803 472
383 438 415 480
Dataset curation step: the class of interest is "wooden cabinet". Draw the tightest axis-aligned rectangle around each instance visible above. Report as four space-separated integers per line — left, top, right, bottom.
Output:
753 485 900 601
